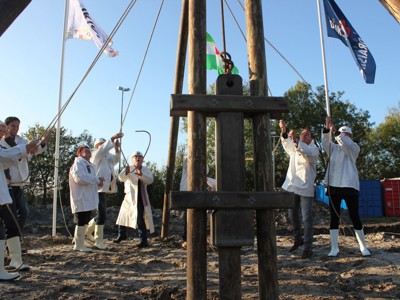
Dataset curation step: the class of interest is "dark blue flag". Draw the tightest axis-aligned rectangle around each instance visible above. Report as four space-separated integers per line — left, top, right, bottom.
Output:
323 0 376 84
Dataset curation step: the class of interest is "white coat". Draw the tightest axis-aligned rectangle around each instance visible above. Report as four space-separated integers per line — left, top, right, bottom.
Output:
90 139 120 193
116 165 154 233
69 157 99 213
322 131 360 191
281 136 319 197
179 157 216 191
0 145 27 205
4 135 47 186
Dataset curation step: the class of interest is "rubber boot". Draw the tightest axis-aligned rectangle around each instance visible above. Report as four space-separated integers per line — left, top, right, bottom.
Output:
7 236 30 271
328 229 339 257
93 225 108 250
73 226 92 252
72 225 92 247
85 218 96 242
0 240 20 281
355 229 371 256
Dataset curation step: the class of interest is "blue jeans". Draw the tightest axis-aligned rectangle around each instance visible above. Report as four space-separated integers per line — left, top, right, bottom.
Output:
288 194 313 250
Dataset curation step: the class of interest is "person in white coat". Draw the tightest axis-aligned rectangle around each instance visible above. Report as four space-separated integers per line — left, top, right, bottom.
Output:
280 120 319 259
322 116 370 257
0 120 40 280
86 132 123 250
3 116 49 230
69 146 104 252
114 151 154 247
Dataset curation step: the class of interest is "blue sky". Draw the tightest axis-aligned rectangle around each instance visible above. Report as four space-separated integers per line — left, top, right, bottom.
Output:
1 0 399 167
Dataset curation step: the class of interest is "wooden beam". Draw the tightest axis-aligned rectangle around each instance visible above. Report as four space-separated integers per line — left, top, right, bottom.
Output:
170 94 288 117
0 0 31 37
170 191 295 209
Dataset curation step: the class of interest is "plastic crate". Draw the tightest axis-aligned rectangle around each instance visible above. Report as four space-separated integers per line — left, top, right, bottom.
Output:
359 180 383 218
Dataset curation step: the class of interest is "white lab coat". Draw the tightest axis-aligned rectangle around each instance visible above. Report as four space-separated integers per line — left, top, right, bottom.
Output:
322 131 360 191
0 145 27 205
4 135 47 186
90 139 120 193
116 165 154 232
69 157 99 213
281 137 319 197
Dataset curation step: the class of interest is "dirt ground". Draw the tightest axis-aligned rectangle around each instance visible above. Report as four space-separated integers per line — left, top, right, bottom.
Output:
1 202 399 299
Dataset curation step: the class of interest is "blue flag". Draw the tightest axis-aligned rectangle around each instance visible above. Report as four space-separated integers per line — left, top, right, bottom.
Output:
323 0 376 84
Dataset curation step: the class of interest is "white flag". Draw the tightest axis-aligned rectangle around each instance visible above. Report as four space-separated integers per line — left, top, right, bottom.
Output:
66 0 118 57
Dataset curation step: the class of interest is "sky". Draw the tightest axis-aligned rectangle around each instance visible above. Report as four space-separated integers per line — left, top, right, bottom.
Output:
1 0 399 167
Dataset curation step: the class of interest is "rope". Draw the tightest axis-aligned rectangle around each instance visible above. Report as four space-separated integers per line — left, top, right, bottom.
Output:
122 0 166 127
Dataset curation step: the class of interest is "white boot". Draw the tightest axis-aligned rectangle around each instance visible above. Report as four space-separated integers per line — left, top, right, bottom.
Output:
7 236 30 271
85 218 96 242
72 225 92 247
355 229 371 256
0 240 20 281
328 229 340 257
93 225 108 250
73 226 92 252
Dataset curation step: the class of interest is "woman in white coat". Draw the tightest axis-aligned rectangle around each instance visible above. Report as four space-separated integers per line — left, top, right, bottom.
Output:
115 151 154 247
69 146 104 252
322 116 370 257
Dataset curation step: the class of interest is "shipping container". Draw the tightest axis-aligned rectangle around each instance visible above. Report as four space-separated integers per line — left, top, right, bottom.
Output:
381 178 400 217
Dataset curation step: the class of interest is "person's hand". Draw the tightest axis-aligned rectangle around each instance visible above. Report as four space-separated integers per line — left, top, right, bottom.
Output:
41 131 51 144
111 132 124 142
114 139 120 152
279 119 287 134
26 139 41 154
99 177 105 187
289 130 297 142
134 167 142 176
125 165 130 175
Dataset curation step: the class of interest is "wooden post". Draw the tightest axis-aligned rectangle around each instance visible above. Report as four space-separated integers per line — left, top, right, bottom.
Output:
161 0 188 239
245 0 279 299
187 0 207 299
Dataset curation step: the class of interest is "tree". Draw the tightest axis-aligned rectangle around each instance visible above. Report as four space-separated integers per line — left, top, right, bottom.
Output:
367 102 400 179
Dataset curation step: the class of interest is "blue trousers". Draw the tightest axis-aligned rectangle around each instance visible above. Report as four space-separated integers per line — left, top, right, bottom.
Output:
288 194 314 250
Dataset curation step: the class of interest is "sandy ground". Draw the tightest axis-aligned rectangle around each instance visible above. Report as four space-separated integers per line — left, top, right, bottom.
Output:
1 204 399 299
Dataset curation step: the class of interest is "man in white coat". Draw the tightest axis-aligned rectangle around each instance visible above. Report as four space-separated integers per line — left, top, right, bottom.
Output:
0 120 40 280
4 116 49 230
115 151 154 247
86 132 123 250
69 146 104 252
280 120 319 259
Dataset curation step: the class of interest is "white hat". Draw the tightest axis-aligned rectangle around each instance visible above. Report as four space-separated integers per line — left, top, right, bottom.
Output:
338 126 352 135
132 151 144 157
94 137 106 148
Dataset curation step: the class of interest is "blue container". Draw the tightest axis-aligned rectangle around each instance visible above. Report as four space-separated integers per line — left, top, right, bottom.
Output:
315 185 348 210
315 180 383 217
359 180 383 218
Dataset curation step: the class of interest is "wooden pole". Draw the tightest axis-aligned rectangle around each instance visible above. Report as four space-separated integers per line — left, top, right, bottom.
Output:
245 0 279 299
161 0 188 239
187 0 207 299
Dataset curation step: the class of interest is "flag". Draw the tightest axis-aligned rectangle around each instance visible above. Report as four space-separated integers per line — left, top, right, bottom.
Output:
66 0 118 57
323 0 375 83
206 32 239 75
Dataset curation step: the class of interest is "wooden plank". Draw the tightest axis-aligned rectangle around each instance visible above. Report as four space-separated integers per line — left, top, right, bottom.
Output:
161 0 189 239
170 191 295 209
0 0 31 37
170 94 289 117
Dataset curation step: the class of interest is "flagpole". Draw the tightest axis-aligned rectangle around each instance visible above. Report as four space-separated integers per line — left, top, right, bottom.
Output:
52 0 69 237
316 0 331 117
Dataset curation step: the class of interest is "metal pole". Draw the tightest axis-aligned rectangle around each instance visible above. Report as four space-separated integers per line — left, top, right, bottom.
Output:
117 86 130 172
